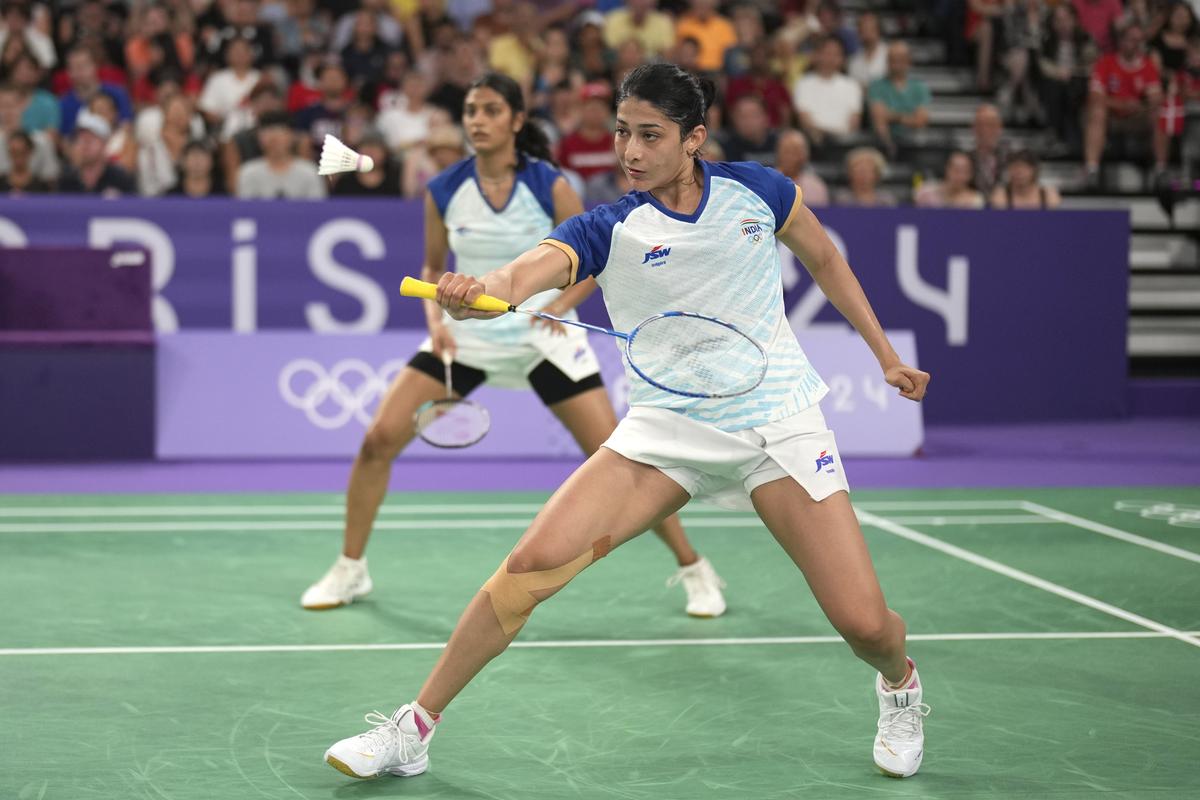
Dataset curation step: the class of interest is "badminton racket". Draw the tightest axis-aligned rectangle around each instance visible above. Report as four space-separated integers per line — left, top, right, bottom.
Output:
413 351 491 448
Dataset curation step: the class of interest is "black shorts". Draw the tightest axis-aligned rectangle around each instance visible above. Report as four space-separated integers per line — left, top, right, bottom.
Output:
407 351 605 406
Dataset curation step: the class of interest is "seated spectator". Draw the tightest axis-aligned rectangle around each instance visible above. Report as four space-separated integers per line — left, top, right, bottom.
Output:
1073 0 1123 53
1151 3 1197 76
675 0 737 75
0 0 54 69
833 146 898 206
58 46 132 136
125 3 195 105
222 81 284 188
604 0 675 58
868 41 931 157
775 128 830 207
402 122 465 197
377 69 435 153
915 151 987 208
970 103 1010 198
725 42 794 128
235 110 326 199
0 82 55 184
1084 23 1167 186
558 81 619 187
613 37 648 89
997 0 1046 124
58 110 136 196
848 11 887 87
138 93 198 196
341 9 392 88
9 52 58 133
202 0 277 70
331 0 405 52
169 139 225 198
792 36 862 147
531 26 574 106
87 91 135 173
990 149 1063 208
723 4 765 77
966 0 1004 92
1175 38 1200 180
0 129 51 192
812 0 858 57
700 136 726 161
428 35 484 124
293 60 353 152
332 135 402 196
1038 3 1097 153
719 94 778 165
198 36 261 127
488 2 542 87
266 0 330 72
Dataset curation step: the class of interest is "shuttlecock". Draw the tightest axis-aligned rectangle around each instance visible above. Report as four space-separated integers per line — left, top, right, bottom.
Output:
318 134 374 176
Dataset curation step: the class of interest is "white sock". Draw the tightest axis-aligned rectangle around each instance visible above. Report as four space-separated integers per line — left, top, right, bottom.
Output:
337 554 364 568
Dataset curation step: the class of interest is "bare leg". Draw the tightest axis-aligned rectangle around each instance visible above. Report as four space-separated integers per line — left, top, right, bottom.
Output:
341 367 454 559
416 448 690 713
549 387 698 566
751 479 908 683
1084 96 1107 170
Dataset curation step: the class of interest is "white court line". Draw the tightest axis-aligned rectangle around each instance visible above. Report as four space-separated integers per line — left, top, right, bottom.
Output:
2 630 1195 657
865 515 1060 526
1020 501 1200 565
0 499 1026 518
859 511 1200 650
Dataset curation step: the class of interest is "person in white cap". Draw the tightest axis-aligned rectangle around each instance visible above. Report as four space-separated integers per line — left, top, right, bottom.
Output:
57 108 135 196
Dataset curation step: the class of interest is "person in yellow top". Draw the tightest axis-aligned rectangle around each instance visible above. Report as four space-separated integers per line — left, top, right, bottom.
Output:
604 0 675 56
674 0 737 72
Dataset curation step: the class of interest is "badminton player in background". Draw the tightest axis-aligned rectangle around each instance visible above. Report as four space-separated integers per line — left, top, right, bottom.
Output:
324 63 931 783
301 72 727 618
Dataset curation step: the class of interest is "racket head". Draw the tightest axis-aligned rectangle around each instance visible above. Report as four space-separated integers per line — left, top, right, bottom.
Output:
624 312 768 399
414 398 491 448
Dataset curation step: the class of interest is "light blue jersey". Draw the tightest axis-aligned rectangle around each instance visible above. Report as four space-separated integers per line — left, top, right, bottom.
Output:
543 160 828 432
429 156 574 346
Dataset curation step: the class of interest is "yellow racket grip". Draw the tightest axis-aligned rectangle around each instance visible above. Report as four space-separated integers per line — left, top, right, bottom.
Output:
399 276 513 314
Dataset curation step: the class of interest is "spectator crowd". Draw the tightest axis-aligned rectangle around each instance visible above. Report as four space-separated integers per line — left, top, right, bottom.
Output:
0 0 1195 204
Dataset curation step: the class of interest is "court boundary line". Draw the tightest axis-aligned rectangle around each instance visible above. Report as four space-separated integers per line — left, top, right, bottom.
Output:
858 510 1200 649
1020 501 1200 565
3 630 1197 657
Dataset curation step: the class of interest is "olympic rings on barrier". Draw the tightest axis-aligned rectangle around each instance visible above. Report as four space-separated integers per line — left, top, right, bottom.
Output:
278 358 408 430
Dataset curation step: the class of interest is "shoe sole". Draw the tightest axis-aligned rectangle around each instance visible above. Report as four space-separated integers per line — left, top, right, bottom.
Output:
325 754 429 779
301 588 371 611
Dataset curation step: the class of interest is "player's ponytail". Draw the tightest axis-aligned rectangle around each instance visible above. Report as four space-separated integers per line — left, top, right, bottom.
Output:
617 63 712 141
469 72 557 166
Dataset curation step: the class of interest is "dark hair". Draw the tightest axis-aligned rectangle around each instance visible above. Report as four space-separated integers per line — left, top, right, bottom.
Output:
1007 148 1039 172
257 110 291 130
7 129 32 150
467 71 555 165
617 63 715 140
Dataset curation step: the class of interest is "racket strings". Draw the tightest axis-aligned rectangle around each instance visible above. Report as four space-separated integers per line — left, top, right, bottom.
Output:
414 398 490 448
628 314 767 398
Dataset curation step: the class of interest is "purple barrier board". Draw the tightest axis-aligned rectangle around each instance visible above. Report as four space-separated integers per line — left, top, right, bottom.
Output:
0 198 1128 422
156 331 922 459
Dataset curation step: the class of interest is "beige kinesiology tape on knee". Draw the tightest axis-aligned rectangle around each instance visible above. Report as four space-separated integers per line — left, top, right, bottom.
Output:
482 536 612 635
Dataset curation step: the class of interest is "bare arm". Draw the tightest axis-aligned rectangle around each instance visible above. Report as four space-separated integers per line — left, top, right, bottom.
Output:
777 204 929 401
420 190 460 358
436 244 573 319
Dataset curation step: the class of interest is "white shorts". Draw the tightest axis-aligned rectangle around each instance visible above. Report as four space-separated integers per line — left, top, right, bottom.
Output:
419 322 602 390
602 403 850 510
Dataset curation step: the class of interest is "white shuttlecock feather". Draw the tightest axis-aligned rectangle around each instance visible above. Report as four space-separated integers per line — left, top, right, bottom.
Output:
318 134 374 176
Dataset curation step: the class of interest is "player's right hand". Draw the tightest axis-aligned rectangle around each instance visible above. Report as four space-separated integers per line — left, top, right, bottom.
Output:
436 273 505 321
429 324 457 361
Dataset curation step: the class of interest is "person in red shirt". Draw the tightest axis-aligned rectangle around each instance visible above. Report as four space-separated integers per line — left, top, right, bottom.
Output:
724 41 794 128
1084 23 1167 186
1073 0 1125 53
555 81 618 181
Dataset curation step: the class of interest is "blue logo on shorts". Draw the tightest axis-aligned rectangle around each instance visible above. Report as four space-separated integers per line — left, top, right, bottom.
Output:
815 450 836 473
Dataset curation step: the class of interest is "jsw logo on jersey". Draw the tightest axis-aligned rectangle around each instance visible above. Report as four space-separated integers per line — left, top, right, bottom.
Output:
815 450 836 473
641 244 671 267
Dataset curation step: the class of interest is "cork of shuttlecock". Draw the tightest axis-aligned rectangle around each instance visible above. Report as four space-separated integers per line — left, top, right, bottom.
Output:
318 134 374 176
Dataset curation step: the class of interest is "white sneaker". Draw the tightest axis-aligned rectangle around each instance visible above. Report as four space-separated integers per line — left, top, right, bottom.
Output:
666 556 727 618
325 704 436 779
301 555 373 610
873 661 930 778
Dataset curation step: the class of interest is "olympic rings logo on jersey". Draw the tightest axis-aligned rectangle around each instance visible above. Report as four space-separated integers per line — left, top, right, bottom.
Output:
278 358 407 430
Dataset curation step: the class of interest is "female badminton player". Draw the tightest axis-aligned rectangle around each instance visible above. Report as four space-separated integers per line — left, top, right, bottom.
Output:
324 64 931 781
301 72 726 619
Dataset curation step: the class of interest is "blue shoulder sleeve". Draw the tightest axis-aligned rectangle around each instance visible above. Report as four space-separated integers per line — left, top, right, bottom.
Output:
518 157 561 220
542 194 641 284
426 158 476 218
708 161 802 233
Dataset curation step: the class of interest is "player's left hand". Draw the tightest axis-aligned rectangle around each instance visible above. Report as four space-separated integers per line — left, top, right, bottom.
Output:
530 306 568 336
885 364 930 402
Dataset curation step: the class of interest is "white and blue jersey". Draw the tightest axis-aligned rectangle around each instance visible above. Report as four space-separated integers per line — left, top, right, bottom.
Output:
542 160 828 432
429 155 575 347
